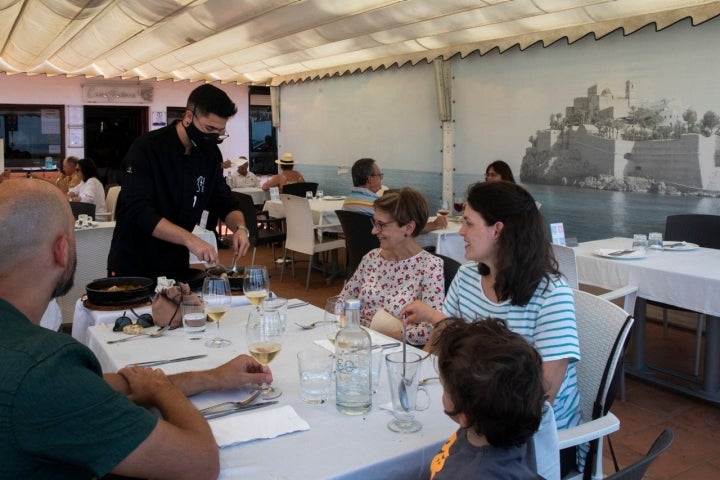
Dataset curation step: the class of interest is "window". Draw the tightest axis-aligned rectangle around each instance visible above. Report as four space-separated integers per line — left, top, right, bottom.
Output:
1 104 64 169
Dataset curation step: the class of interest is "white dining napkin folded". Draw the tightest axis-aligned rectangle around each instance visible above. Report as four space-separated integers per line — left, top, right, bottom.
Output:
314 328 402 354
209 405 309 448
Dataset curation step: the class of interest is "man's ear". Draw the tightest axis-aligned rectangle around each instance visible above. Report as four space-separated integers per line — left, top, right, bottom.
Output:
52 234 69 268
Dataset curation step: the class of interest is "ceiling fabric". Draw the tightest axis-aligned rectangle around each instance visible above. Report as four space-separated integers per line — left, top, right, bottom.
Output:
0 0 719 86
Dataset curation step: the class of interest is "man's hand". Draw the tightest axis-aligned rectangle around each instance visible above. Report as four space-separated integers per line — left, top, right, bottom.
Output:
232 228 250 258
186 236 219 265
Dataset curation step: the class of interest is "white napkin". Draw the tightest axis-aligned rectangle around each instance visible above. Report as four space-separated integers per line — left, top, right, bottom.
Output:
209 405 309 448
314 328 403 354
593 248 645 259
369 308 403 338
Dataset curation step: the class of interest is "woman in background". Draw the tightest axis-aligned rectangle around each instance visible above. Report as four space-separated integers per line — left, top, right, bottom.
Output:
485 160 516 183
68 158 106 215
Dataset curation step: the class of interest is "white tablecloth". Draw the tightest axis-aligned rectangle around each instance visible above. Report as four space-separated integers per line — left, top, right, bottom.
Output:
86 302 455 479
231 187 269 205
424 219 466 265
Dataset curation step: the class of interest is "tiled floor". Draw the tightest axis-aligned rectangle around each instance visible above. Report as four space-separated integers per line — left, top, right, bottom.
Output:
222 244 720 479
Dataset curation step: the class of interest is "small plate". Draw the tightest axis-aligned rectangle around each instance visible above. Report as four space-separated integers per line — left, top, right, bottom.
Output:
662 241 699 251
593 248 647 260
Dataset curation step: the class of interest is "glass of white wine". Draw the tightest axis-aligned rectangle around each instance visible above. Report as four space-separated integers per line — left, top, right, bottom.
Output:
246 309 283 399
243 265 269 312
202 275 232 348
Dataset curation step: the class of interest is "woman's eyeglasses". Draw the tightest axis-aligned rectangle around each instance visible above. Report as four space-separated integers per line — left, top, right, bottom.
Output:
370 218 397 231
113 308 154 332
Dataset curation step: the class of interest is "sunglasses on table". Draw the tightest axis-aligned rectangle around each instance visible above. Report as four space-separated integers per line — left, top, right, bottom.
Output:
113 308 155 332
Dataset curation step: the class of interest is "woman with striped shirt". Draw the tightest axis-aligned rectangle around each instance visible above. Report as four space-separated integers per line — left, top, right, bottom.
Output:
402 181 580 465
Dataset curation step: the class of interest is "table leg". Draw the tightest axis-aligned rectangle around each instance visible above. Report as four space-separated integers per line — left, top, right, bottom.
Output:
631 297 647 371
703 315 720 394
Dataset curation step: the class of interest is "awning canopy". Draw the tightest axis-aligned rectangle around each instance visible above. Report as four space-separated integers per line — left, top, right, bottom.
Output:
1 0 719 86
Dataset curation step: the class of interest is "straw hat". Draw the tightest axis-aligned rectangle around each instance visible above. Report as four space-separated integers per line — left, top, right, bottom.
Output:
275 152 296 165
233 156 249 167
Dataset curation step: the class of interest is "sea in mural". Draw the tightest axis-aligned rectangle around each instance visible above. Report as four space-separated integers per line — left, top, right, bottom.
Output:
294 165 719 243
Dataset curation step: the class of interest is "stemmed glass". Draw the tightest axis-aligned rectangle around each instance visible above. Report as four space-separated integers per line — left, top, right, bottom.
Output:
202 275 232 348
244 265 269 312
246 309 284 399
323 295 345 344
453 196 465 216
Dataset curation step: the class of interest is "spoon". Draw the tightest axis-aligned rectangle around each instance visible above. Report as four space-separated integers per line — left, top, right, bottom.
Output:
398 316 410 411
107 325 170 344
228 253 240 275
294 319 333 330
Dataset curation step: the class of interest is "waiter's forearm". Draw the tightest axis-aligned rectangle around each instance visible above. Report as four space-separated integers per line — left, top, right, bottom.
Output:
152 218 198 247
223 211 247 233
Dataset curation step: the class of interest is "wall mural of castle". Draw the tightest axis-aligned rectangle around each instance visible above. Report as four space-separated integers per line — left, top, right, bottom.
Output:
521 80 720 195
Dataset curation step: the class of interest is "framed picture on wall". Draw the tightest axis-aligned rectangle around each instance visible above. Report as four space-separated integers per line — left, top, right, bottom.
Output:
68 128 84 148
68 105 83 127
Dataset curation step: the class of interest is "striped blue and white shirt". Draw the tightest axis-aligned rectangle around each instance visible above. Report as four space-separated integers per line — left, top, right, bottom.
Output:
442 263 581 431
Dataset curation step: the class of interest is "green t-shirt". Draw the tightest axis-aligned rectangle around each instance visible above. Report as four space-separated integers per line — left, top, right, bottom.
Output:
0 299 158 479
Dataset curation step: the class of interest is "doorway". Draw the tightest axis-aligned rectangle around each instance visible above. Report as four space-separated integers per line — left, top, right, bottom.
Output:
84 106 147 185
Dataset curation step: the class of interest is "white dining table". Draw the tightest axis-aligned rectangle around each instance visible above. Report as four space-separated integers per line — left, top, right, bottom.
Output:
573 237 720 403
86 301 455 479
231 187 269 205
422 218 465 265
263 198 345 228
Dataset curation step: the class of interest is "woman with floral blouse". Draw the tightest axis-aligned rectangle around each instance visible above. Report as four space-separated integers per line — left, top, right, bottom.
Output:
340 187 444 346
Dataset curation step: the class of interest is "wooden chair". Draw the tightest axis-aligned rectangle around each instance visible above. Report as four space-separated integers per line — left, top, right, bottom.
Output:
282 182 318 198
335 210 379 279
279 194 345 290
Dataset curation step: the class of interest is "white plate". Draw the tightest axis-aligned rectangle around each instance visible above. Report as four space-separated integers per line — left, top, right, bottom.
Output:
593 248 647 260
662 241 699 251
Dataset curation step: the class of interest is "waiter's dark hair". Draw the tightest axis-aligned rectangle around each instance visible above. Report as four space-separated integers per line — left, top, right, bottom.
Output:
186 84 237 119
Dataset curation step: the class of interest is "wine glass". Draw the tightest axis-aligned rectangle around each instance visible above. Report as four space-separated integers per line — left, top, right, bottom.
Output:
322 295 345 345
246 309 284 399
243 265 269 312
202 275 232 348
437 200 450 218
453 196 465 216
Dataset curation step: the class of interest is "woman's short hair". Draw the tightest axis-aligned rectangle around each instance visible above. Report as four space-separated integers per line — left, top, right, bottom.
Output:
486 160 516 183
373 187 428 237
465 181 558 305
432 317 545 448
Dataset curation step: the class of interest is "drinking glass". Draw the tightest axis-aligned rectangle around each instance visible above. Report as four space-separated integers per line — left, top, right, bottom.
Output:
632 234 648 252
323 295 345 344
453 196 465 216
202 276 232 348
247 309 284 399
305 191 314 200
243 265 269 312
437 201 450 217
264 296 288 332
385 351 430 433
648 232 663 252
316 190 324 200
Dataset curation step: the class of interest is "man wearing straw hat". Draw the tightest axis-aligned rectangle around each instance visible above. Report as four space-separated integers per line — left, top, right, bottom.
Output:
262 152 305 192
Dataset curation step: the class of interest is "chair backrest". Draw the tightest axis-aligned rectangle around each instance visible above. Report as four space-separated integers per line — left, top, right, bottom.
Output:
552 243 579 289
70 201 96 219
232 191 260 246
335 210 379 278
603 429 674 480
103 186 121 221
433 253 461 294
664 214 720 249
281 194 317 254
282 182 318 197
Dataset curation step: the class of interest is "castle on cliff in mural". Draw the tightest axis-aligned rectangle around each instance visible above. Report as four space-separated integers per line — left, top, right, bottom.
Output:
521 80 720 194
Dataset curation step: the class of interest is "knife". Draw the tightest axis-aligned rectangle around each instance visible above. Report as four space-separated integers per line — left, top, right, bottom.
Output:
372 342 401 350
288 301 309 309
128 354 207 367
203 401 279 419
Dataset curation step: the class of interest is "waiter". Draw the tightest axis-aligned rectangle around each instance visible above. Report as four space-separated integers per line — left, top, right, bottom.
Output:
108 84 250 279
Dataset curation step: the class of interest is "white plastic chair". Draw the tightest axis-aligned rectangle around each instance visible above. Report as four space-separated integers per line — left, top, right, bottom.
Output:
95 185 120 221
279 194 345 290
558 289 635 480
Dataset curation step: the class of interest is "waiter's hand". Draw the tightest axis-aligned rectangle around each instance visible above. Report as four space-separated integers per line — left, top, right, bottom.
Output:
232 227 250 258
187 236 219 265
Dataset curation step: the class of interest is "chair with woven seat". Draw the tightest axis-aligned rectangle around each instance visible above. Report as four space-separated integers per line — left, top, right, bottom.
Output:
280 194 345 290
232 192 286 267
654 214 720 375
335 210 379 279
281 182 318 198
558 289 635 480
602 429 673 480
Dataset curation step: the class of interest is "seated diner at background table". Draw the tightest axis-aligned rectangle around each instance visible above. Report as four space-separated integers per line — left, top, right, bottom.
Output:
429 317 545 480
67 157 107 216
401 180 581 471
107 84 250 279
485 159 516 183
55 155 81 193
0 179 272 479
261 152 305 192
342 157 448 232
340 187 444 346
226 155 260 188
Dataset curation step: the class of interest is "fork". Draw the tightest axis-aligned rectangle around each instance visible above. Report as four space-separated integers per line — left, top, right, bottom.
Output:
295 320 333 330
608 249 634 256
199 390 261 414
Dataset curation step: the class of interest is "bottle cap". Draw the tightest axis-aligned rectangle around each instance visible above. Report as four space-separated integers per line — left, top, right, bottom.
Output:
345 298 360 309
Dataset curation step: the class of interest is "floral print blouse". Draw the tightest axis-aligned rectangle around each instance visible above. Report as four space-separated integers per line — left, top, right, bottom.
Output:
340 248 445 346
